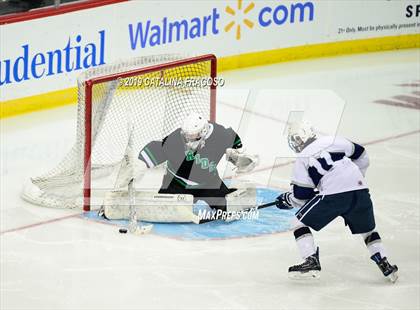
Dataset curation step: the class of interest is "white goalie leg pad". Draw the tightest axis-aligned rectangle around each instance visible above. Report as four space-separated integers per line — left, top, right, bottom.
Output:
103 190 200 224
226 180 257 213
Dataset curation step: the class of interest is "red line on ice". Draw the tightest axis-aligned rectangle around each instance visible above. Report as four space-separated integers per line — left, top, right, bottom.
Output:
0 213 81 235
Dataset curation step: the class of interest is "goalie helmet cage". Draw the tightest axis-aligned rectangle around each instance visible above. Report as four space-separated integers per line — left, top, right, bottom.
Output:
22 54 217 211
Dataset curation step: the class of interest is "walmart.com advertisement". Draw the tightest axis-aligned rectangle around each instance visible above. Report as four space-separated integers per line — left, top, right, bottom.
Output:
1 0 419 101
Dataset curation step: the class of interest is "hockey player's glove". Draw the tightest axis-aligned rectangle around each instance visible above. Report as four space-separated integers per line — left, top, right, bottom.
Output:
275 192 293 210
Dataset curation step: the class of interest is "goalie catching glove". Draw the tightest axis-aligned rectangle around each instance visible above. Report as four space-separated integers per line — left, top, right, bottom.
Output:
225 148 259 173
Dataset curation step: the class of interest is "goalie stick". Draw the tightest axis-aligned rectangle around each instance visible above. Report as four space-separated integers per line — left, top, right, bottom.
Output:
122 178 153 235
119 121 153 235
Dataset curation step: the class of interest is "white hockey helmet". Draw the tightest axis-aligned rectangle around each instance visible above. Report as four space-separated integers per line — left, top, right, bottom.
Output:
181 112 210 151
287 120 317 153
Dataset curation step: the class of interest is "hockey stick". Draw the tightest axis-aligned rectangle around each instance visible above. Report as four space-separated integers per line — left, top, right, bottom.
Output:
119 122 153 235
125 178 154 235
127 178 138 232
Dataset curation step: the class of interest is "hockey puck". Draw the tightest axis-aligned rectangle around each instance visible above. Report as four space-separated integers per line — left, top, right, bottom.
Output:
119 228 128 234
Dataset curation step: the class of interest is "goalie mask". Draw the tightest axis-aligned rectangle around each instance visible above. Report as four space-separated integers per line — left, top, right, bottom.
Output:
181 112 210 151
287 120 317 153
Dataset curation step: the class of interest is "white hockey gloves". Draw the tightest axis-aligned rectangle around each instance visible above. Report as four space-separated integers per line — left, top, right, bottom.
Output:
225 148 259 174
114 157 148 189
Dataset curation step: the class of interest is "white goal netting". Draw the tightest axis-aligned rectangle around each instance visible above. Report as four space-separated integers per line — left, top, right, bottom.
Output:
22 54 216 210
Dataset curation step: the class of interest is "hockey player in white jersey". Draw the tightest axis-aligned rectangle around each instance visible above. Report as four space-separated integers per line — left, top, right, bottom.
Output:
275 121 398 282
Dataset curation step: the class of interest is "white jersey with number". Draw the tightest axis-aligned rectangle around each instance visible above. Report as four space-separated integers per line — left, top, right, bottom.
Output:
291 136 369 196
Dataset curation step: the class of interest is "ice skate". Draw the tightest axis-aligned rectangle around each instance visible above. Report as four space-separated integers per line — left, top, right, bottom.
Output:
371 253 398 283
288 248 321 279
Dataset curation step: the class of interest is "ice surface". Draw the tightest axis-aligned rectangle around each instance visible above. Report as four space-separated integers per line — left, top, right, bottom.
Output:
1 49 419 310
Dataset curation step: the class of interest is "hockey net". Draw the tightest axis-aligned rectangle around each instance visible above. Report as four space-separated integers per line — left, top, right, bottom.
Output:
22 54 217 211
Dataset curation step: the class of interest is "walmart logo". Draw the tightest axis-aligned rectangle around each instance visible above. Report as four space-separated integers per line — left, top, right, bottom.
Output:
128 1 315 49
224 0 255 40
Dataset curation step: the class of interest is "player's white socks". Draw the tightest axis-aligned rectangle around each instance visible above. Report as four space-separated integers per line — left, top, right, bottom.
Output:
363 230 386 258
294 226 317 259
294 228 386 260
